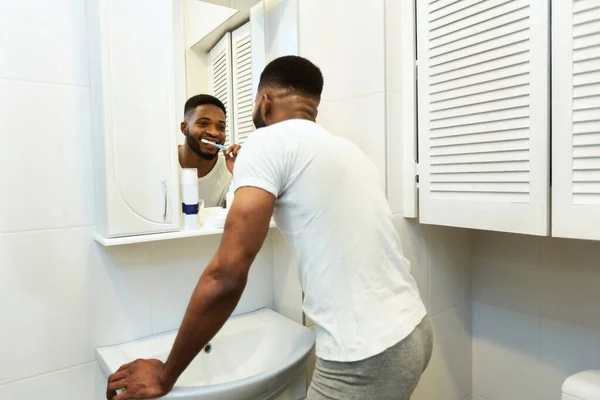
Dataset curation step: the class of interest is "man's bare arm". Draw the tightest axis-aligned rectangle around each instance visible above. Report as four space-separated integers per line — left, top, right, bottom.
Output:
159 186 275 387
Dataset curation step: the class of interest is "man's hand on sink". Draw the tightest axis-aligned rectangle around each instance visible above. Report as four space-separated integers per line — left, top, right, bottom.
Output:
106 358 173 400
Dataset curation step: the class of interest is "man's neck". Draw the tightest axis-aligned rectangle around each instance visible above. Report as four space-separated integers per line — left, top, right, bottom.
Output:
178 144 218 178
273 93 319 123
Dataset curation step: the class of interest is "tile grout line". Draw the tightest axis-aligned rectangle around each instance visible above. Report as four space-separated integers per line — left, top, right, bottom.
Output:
537 237 543 375
0 224 96 236
471 299 600 336
428 228 432 315
433 302 467 320
82 0 101 232
472 300 540 319
0 361 97 388
0 76 90 89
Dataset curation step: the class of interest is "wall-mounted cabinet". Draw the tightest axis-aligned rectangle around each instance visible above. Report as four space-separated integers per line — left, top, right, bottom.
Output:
87 0 186 239
406 0 600 241
416 0 550 236
552 0 600 241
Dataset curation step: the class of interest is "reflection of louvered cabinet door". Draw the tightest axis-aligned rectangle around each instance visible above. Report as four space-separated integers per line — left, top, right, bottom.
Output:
553 0 600 240
209 33 234 145
416 0 550 235
232 22 255 145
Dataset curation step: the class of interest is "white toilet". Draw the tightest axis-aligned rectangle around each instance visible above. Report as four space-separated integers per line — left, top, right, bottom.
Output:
563 370 600 400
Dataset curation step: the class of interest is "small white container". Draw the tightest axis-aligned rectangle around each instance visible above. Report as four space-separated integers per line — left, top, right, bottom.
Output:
204 207 229 230
181 168 200 230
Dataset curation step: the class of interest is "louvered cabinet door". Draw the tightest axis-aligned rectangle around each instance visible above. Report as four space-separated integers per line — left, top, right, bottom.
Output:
208 33 234 145
232 22 255 145
553 0 600 240
417 0 550 235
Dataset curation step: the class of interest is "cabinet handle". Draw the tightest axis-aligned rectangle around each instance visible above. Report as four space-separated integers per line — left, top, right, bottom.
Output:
161 177 167 221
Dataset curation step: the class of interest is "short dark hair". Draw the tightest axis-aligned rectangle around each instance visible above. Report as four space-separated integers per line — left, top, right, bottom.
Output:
258 56 324 98
184 94 226 118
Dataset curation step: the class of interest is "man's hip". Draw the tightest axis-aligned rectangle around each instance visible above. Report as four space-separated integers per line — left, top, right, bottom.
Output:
307 316 433 400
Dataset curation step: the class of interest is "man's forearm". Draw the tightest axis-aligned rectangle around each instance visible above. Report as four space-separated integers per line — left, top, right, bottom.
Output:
158 264 246 389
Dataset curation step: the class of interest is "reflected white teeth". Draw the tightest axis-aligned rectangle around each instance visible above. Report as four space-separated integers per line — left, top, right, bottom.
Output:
200 138 227 150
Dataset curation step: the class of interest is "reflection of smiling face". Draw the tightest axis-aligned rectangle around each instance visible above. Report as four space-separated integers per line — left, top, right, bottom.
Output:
184 104 227 160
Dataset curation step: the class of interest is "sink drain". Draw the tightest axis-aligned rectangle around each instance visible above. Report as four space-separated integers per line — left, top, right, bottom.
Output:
204 343 212 354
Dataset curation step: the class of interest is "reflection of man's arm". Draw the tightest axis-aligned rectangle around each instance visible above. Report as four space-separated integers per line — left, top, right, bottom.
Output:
224 143 241 174
160 186 274 386
106 187 274 399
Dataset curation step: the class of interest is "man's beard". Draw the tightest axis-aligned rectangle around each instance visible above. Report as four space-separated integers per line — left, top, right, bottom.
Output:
186 129 218 161
253 100 267 129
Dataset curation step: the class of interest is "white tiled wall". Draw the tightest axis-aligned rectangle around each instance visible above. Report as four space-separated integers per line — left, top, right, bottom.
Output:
472 231 600 400
0 362 101 400
147 235 274 334
271 230 303 324
0 0 89 86
404 223 472 400
0 72 95 233
264 0 299 62
299 0 386 181
316 94 387 181
298 0 385 103
0 3 275 399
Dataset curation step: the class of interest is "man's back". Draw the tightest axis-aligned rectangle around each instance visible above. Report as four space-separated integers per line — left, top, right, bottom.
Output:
234 119 426 362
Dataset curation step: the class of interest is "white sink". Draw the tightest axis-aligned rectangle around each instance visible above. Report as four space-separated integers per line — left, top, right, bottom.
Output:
96 308 315 400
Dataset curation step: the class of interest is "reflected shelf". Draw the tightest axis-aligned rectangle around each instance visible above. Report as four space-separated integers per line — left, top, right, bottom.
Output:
95 220 277 247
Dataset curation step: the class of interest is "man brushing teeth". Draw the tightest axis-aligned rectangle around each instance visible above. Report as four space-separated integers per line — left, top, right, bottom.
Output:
178 94 241 207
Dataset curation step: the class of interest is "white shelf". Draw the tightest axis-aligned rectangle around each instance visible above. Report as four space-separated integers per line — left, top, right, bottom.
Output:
95 220 277 247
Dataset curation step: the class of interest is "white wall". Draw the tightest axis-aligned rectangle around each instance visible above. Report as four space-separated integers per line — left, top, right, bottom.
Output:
471 232 600 400
0 1 275 398
299 0 386 183
263 0 299 62
395 221 473 400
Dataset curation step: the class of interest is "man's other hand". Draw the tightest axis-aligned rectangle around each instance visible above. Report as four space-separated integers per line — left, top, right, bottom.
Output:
224 144 241 173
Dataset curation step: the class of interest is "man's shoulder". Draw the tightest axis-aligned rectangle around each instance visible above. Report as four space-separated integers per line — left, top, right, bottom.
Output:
241 125 286 152
259 119 321 134
246 120 323 147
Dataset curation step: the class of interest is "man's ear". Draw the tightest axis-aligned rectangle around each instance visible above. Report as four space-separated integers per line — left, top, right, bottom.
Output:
313 97 321 120
261 93 271 124
180 121 187 135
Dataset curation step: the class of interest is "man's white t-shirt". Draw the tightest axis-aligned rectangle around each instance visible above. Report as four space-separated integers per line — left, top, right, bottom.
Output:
232 119 427 362
197 155 231 207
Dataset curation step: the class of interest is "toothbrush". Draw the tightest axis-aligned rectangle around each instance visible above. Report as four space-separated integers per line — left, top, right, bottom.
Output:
200 138 228 151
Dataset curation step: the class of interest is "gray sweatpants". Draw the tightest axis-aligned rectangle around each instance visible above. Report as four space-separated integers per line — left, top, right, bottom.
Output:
307 317 433 400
